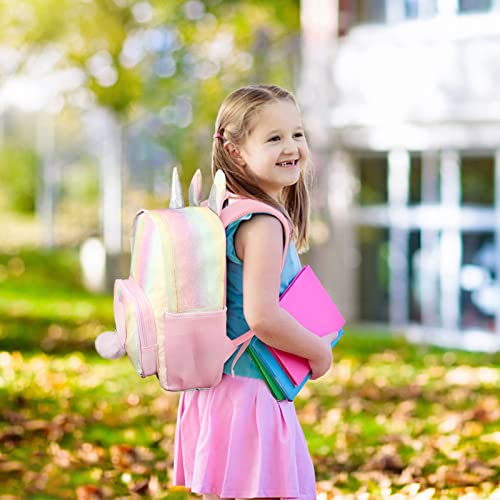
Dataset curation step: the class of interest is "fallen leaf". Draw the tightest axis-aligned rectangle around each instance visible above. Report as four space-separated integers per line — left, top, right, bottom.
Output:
362 453 405 473
0 425 24 443
23 419 50 432
129 478 149 493
148 475 161 496
76 485 104 500
76 443 104 465
0 461 26 472
110 444 137 469
444 468 484 486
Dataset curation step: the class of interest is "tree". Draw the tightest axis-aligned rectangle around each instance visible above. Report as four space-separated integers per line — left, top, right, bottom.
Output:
0 0 301 187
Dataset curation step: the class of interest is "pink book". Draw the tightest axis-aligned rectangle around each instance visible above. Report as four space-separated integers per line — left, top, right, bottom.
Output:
269 265 346 386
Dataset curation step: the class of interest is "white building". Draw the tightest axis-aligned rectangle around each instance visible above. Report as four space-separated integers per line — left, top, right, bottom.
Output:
301 0 500 351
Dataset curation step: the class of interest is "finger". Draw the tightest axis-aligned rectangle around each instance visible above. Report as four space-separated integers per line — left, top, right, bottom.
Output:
324 332 337 343
330 331 339 341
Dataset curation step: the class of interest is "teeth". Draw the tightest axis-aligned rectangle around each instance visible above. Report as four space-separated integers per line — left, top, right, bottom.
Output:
277 160 296 167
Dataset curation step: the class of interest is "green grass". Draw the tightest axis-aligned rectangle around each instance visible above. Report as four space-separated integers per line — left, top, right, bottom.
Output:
1 248 499 499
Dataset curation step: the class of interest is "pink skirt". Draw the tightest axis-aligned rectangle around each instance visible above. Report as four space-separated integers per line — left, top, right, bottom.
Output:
173 374 317 499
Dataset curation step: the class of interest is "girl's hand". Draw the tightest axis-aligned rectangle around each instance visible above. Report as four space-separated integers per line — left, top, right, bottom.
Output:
309 332 338 381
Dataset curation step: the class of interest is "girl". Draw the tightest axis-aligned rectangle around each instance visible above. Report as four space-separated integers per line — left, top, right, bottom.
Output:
173 84 337 500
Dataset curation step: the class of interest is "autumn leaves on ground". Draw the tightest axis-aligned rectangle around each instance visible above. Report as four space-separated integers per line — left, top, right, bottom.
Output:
0 249 499 499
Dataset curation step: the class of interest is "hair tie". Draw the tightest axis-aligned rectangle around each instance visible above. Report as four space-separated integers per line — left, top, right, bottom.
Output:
213 132 224 140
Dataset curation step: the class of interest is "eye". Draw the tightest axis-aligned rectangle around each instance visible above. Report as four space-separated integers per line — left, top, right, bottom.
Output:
294 132 304 138
269 136 280 142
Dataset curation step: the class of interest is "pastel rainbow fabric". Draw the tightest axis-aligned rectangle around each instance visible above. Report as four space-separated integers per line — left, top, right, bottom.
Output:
131 207 226 313
128 206 227 389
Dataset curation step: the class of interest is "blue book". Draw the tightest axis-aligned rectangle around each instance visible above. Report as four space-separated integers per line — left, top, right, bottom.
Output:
248 329 345 401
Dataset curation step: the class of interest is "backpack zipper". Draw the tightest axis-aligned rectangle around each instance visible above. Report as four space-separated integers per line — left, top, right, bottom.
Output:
121 279 156 375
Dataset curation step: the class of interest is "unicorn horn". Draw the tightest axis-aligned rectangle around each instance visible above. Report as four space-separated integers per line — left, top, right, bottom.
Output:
169 166 185 208
188 169 202 206
208 169 226 215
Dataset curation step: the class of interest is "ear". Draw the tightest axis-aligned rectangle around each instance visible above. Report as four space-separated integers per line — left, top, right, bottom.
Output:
188 169 202 206
169 166 185 208
208 169 226 216
224 142 246 167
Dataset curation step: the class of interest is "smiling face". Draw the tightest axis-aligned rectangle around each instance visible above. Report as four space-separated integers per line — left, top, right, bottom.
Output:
229 99 310 201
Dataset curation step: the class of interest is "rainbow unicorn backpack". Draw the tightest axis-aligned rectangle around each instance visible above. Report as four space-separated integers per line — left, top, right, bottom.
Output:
95 167 290 392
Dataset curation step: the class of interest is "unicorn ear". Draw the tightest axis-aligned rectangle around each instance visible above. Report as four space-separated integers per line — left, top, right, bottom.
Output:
169 167 185 208
188 169 202 207
208 169 226 216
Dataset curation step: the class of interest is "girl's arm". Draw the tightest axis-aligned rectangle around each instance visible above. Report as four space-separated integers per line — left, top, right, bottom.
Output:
235 214 330 363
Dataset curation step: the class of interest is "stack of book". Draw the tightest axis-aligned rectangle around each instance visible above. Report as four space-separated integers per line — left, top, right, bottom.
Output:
246 265 346 401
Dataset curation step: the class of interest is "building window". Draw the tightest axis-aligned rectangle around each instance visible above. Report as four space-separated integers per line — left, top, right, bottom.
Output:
409 230 423 322
340 0 495 33
408 154 423 205
458 0 492 13
358 226 390 322
354 0 386 23
357 156 388 205
461 156 494 206
461 232 496 331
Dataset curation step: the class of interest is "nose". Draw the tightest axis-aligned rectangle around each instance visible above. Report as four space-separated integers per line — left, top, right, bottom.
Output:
283 137 298 154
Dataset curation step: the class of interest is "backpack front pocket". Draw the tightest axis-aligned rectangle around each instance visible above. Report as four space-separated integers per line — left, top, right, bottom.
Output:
163 308 228 391
114 278 157 377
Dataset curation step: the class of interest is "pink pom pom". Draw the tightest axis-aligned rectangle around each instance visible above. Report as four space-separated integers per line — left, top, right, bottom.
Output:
95 331 126 359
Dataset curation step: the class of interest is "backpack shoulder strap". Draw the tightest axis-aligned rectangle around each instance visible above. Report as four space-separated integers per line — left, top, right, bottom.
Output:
219 195 292 272
220 195 296 376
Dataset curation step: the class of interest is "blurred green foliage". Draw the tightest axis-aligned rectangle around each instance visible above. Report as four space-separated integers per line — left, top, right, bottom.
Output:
0 0 302 206
0 145 39 213
60 159 100 204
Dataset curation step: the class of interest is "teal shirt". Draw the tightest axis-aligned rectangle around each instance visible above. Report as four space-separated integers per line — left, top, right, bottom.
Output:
222 212 302 380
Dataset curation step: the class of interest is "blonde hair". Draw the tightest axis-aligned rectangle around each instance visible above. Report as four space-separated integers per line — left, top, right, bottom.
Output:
211 84 312 253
